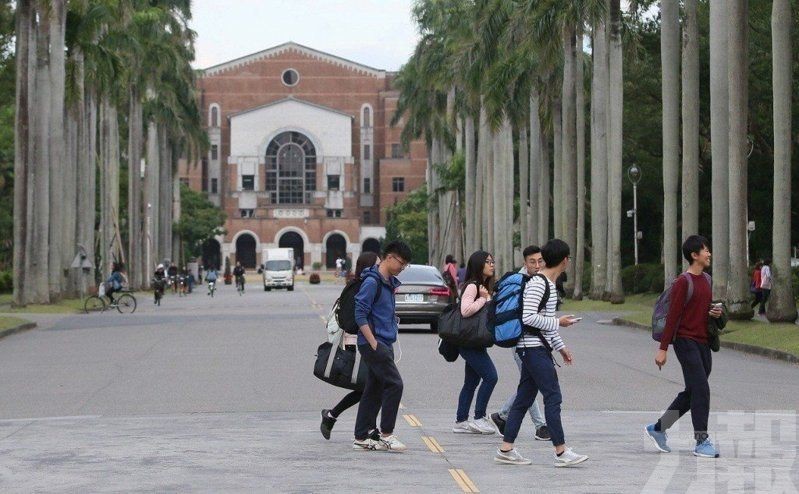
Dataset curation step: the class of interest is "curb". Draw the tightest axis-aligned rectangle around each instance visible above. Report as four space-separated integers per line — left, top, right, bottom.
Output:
611 317 799 365
0 321 38 342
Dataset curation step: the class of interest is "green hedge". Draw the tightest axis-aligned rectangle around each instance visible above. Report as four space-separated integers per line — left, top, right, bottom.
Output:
621 264 664 294
0 270 10 293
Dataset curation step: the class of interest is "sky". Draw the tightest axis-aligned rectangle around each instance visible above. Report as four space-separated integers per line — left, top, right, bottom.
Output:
189 0 421 71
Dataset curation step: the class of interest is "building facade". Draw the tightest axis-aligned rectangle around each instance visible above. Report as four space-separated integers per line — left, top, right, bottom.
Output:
181 42 427 270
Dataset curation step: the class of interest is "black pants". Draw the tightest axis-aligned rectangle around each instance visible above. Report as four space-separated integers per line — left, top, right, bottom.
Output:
657 338 712 443
354 342 403 440
759 289 771 314
331 391 362 417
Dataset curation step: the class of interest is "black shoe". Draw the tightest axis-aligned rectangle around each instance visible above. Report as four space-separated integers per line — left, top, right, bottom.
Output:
369 429 381 441
490 412 506 436
320 409 336 440
535 425 551 441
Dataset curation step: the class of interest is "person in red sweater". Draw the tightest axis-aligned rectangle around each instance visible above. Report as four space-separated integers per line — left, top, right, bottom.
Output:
645 235 725 459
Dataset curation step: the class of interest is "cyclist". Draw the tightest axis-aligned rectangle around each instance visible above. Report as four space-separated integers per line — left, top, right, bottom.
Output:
233 261 246 293
153 264 166 305
106 262 125 305
205 267 219 296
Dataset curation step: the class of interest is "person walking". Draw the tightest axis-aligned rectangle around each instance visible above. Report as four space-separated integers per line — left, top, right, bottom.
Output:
352 241 412 452
442 255 459 301
750 261 763 309
494 239 588 467
320 252 382 440
758 258 773 315
645 235 726 458
452 251 499 435
490 245 550 442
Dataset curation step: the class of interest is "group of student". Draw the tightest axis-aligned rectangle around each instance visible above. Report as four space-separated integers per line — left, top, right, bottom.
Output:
318 234 724 464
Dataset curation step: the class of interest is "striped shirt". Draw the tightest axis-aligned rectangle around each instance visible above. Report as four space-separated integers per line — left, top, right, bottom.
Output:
518 275 565 351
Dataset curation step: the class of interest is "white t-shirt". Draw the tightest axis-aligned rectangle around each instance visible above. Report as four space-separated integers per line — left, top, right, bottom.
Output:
760 265 773 290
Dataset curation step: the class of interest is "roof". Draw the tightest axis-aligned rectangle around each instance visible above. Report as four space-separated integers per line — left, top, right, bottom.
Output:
202 41 387 78
227 96 354 120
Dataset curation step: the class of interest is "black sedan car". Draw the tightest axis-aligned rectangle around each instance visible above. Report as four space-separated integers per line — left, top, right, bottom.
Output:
395 264 452 331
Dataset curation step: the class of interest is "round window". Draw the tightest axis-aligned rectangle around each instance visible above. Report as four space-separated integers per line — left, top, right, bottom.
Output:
282 69 299 87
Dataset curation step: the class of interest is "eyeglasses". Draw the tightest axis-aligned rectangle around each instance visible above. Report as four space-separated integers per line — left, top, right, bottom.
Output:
390 255 409 270
485 259 495 265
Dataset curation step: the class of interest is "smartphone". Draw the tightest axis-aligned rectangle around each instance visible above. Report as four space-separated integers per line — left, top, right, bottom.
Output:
571 317 583 322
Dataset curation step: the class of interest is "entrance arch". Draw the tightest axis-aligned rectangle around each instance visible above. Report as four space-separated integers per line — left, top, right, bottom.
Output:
202 239 222 270
326 233 347 269
235 233 257 269
362 238 381 254
278 231 305 269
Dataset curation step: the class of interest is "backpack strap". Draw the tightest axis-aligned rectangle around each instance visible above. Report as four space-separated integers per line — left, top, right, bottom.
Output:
523 274 555 354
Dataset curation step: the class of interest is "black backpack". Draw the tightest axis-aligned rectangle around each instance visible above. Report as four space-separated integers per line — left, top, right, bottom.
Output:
335 277 383 334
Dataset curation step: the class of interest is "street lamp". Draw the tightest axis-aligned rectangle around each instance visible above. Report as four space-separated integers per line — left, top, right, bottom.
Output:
627 164 642 266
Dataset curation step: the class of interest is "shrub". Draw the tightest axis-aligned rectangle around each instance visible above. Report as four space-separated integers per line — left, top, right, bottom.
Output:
312 262 322 271
309 273 321 284
0 270 10 293
621 263 663 294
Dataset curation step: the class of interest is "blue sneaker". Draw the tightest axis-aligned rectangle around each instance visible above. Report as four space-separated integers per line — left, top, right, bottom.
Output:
645 424 671 453
693 438 720 458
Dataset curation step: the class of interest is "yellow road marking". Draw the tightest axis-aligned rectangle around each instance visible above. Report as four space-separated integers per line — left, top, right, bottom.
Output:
402 414 422 427
399 402 405 409
428 436 444 453
449 469 479 493
456 470 479 493
421 436 445 453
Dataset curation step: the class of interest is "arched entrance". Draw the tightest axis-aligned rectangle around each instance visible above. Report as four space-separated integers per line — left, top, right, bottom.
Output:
278 231 305 269
202 239 221 270
326 234 347 269
235 233 257 269
362 238 381 254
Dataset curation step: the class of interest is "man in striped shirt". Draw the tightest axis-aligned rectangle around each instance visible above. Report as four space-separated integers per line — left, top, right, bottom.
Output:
494 239 589 467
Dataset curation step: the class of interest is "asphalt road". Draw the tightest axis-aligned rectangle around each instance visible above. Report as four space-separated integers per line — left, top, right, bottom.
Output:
0 281 796 493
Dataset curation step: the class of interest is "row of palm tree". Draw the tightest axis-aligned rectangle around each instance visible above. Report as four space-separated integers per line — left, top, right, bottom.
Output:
13 0 204 306
395 0 795 321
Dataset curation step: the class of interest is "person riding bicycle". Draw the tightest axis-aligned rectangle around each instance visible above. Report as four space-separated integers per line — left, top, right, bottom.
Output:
153 264 166 304
233 262 245 292
205 267 219 295
106 262 125 304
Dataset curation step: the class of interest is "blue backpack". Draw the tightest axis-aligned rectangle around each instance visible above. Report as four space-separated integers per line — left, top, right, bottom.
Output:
491 272 551 348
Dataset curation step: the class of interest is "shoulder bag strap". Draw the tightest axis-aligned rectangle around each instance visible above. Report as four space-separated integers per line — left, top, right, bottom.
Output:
324 330 343 378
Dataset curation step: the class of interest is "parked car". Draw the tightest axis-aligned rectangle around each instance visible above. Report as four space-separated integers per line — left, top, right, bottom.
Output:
395 264 451 332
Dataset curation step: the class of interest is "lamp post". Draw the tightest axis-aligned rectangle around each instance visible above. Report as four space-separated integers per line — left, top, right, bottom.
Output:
627 165 642 266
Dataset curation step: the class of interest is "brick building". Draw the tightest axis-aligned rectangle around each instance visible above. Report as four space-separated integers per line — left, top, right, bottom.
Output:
181 42 427 270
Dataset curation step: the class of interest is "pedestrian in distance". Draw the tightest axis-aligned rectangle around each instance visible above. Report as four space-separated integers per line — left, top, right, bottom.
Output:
457 263 467 289
490 245 551 442
494 239 588 467
352 241 412 452
335 257 343 278
758 258 773 315
750 260 763 309
320 251 381 440
452 251 499 435
442 254 459 303
646 235 726 458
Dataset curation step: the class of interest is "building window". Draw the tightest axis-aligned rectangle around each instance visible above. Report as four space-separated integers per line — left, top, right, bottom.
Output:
265 131 317 204
281 68 299 86
211 178 218 194
392 177 405 192
211 145 218 161
240 209 254 218
327 175 340 191
363 211 371 224
242 175 255 191
201 158 208 192
362 106 371 127
363 178 371 194
209 104 220 127
363 144 371 161
391 143 402 159
179 178 189 187
326 209 342 218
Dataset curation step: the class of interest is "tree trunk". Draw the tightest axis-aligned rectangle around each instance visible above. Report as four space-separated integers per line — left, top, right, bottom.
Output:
562 27 577 294
159 130 173 263
76 88 97 293
767 0 796 322
145 121 160 271
661 0 681 283
492 128 505 270
503 118 515 267
575 32 586 301
63 49 82 298
552 98 562 240
464 114 477 255
47 0 66 299
528 90 542 246
538 125 551 244
709 0 730 300
128 90 143 289
726 0 753 319
681 0 700 259
519 124 529 250
607 0 625 303
590 17 609 299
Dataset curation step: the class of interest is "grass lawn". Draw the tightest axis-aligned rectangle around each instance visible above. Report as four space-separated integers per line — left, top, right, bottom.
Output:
0 315 32 332
0 293 87 314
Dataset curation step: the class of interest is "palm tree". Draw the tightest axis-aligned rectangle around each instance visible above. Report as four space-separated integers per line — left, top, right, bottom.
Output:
767 0 796 322
574 32 586 300
681 0 700 250
606 0 624 303
590 12 609 299
661 0 680 283
529 88 543 245
561 26 577 293
726 0 753 319
48 0 67 299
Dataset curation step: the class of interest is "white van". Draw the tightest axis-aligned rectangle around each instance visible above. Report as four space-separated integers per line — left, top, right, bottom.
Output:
262 248 295 291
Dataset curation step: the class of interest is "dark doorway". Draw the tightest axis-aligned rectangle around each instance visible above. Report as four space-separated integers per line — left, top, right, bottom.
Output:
326 233 347 269
362 238 381 254
202 238 221 270
279 231 305 269
235 233 257 269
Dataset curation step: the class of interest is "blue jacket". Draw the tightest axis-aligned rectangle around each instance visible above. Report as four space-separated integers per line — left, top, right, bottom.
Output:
355 265 402 346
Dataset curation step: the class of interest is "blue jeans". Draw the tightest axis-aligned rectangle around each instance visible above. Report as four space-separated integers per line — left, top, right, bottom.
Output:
504 347 565 446
456 347 498 422
499 349 546 428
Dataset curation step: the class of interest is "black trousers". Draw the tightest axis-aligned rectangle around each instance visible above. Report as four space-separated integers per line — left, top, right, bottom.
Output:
331 391 362 418
354 342 403 440
657 338 712 442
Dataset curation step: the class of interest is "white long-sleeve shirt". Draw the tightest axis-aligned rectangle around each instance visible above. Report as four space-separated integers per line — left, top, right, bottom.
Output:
518 275 565 351
760 265 773 290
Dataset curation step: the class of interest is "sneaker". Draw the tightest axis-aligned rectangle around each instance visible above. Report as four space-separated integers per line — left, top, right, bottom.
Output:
320 409 336 440
693 439 720 458
645 424 671 453
353 438 385 451
453 421 480 434
369 429 381 441
471 417 496 434
490 412 506 436
554 448 589 467
494 448 532 465
535 425 551 441
379 434 407 452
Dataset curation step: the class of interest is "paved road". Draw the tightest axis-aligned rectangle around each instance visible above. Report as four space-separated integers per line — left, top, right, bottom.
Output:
0 282 796 492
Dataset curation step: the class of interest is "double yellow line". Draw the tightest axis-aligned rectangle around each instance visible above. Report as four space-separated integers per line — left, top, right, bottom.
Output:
449 469 480 493
403 414 422 427
421 435 444 454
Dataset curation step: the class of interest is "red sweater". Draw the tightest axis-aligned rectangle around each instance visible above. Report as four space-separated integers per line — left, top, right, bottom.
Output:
660 272 711 351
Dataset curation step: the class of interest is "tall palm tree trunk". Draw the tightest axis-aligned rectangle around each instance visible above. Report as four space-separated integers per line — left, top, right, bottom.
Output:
464 114 477 254
709 0 730 300
503 117 515 267
145 121 160 271
159 131 173 263
492 128 505 270
767 0 796 322
77 89 97 292
607 0 624 303
562 27 578 294
128 91 143 289
726 0 753 319
529 90 542 245
538 126 551 244
590 18 609 299
552 98 562 240
681 0 700 256
47 0 66 299
661 0 681 283
575 32 586 301
63 49 83 297
519 125 529 250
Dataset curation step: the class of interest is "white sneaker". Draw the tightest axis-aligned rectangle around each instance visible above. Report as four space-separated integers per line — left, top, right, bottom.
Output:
471 417 497 434
453 421 480 434
353 438 385 451
379 434 407 452
494 448 532 465
554 448 589 467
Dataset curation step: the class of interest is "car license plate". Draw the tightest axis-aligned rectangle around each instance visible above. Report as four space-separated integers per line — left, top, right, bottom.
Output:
405 294 424 303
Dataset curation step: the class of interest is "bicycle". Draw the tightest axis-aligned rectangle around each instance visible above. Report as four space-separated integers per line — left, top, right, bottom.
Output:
153 278 165 306
84 290 138 314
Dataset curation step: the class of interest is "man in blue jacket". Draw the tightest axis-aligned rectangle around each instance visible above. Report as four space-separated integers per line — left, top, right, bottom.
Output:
352 241 412 452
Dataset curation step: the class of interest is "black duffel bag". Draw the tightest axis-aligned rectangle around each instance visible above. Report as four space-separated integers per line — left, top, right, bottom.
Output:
313 332 368 390
437 300 494 348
